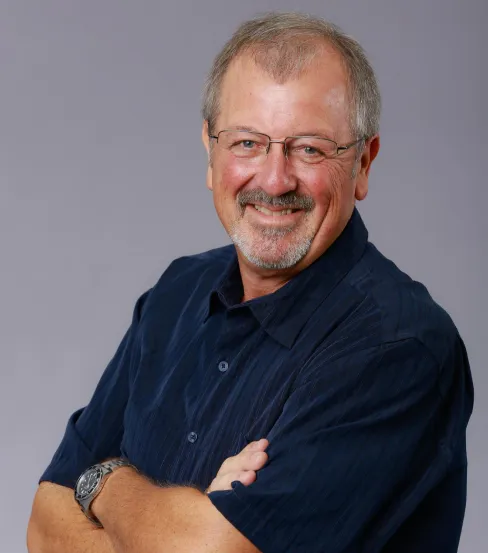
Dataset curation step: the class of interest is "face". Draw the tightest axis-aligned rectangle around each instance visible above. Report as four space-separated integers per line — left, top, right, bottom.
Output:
203 49 379 274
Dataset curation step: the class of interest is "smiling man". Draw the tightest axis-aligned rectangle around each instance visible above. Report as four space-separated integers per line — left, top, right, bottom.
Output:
28 12 473 553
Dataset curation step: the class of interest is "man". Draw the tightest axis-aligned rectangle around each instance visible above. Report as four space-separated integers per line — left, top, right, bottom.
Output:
27 11 473 553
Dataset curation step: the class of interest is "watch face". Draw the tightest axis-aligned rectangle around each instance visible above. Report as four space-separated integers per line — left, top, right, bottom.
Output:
76 466 103 500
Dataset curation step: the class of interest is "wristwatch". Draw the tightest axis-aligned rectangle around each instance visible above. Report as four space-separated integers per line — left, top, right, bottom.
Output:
74 458 135 527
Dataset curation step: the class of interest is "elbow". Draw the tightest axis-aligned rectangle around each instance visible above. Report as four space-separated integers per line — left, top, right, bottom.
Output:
27 485 57 553
27 512 47 553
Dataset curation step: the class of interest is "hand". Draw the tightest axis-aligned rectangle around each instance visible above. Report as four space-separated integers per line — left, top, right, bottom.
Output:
205 439 269 494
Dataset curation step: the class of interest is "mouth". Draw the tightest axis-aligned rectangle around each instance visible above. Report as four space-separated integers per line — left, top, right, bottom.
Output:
245 203 305 224
252 204 301 216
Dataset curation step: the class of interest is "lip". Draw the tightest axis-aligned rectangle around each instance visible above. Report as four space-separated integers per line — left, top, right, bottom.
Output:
251 202 300 213
245 203 304 224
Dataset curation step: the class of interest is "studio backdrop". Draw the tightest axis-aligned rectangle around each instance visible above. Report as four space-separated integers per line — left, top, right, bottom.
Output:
1 1 486 552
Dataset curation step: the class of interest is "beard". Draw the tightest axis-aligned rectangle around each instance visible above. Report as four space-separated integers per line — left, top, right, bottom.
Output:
228 189 316 269
230 220 315 269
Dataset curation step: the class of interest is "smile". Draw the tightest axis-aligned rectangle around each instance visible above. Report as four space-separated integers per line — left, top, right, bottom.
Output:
253 205 300 216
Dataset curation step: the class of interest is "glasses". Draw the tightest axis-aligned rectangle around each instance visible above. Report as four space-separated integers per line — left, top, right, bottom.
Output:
209 130 365 166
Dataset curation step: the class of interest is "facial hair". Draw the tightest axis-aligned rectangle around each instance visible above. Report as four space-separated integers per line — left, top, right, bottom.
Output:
229 189 316 269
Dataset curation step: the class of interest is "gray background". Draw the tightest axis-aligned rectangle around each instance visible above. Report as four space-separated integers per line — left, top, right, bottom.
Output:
1 1 486 551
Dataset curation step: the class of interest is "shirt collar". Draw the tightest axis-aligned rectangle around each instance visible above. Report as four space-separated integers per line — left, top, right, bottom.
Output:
206 207 369 348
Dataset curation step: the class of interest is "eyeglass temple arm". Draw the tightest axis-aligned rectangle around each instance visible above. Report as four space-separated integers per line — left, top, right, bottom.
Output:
337 137 367 154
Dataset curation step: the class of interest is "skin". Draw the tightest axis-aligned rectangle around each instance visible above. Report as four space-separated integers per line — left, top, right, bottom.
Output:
205 439 269 493
202 49 380 301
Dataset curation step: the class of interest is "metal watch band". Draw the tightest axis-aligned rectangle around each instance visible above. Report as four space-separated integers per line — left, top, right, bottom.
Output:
76 457 135 527
101 458 133 474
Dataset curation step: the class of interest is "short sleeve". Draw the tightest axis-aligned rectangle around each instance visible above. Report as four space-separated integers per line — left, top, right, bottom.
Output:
39 290 151 488
208 337 472 553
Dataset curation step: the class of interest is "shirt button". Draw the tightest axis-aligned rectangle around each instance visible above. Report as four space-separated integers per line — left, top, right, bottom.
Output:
187 432 198 444
218 360 229 373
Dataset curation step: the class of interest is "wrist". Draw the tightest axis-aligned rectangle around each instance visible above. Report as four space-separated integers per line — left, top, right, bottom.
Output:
74 459 137 528
91 465 140 524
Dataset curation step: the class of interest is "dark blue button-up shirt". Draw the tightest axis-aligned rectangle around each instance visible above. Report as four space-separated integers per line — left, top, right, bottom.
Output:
40 208 474 553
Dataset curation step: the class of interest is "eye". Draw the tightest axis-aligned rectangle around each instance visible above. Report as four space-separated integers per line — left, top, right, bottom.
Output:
290 144 327 161
239 140 257 149
302 145 325 156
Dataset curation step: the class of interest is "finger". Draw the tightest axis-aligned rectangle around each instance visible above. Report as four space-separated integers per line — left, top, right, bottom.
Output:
207 470 257 494
218 449 268 477
249 450 268 467
217 440 269 476
244 438 269 452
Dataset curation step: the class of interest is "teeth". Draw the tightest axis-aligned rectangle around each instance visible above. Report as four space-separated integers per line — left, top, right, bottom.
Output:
254 205 293 216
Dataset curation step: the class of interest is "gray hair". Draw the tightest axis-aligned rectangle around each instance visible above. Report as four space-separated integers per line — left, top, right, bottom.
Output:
202 12 381 144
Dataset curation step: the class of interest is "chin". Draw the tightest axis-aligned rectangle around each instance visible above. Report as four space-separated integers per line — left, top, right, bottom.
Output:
243 253 305 270
231 229 313 270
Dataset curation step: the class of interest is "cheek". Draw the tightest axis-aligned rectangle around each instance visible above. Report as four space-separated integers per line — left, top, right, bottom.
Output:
218 162 254 196
301 164 346 209
212 161 255 225
328 163 351 197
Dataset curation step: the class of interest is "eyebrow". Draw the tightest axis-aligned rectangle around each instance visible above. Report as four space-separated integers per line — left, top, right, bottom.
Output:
228 125 263 133
295 129 337 139
227 125 337 140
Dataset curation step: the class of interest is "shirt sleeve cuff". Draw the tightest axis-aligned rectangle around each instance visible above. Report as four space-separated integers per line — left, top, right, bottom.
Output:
208 484 274 553
39 408 100 489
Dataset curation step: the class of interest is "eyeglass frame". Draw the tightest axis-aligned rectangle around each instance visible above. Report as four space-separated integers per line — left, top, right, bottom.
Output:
208 129 367 160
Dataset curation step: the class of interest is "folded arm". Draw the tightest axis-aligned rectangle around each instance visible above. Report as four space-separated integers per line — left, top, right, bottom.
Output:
91 467 260 553
28 478 259 553
27 482 116 553
28 440 268 553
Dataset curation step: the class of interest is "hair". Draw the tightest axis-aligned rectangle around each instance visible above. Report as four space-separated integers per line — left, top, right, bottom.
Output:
202 12 381 146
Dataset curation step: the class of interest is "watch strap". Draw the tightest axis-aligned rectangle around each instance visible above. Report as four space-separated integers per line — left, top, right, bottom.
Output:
76 458 135 527
100 458 133 477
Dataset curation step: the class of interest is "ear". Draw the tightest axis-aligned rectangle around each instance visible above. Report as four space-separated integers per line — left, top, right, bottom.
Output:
202 120 213 191
354 134 380 201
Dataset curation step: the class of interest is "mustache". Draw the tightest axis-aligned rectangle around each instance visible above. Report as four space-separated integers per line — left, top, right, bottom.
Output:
237 189 315 212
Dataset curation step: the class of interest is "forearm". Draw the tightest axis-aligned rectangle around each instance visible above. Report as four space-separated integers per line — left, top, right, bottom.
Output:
27 521 115 553
92 468 224 553
27 482 117 553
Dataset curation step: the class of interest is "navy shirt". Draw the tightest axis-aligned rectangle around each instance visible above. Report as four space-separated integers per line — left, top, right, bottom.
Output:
40 208 473 553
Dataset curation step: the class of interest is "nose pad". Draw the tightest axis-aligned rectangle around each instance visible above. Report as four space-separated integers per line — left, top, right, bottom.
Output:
266 140 288 160
283 142 289 160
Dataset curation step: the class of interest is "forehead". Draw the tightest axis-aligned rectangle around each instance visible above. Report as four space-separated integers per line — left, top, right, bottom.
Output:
218 49 350 139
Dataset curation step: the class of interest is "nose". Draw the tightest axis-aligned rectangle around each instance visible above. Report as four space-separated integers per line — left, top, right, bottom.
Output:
257 141 296 196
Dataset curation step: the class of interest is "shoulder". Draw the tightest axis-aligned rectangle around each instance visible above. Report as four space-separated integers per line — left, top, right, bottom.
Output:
150 244 235 294
155 244 235 287
139 244 235 312
343 242 462 368
301 242 469 401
